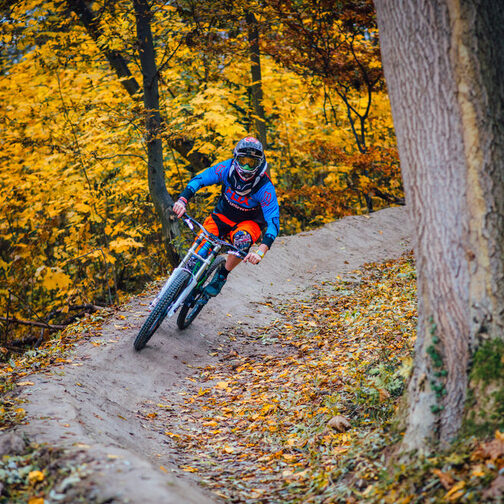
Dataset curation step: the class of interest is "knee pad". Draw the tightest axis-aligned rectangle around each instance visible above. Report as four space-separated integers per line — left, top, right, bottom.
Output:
233 230 252 252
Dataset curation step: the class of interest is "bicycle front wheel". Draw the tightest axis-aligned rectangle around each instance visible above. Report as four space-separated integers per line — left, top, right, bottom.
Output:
177 255 226 330
134 270 190 351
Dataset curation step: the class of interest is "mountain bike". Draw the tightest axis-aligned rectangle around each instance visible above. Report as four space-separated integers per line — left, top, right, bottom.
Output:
133 215 246 351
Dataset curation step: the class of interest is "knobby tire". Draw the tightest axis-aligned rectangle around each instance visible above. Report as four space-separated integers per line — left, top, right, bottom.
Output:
177 255 226 330
134 270 190 351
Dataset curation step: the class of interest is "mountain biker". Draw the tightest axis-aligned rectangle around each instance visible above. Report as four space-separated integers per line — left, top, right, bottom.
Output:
172 137 280 297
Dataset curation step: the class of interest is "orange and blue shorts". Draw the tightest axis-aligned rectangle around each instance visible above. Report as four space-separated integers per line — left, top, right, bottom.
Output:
196 213 261 254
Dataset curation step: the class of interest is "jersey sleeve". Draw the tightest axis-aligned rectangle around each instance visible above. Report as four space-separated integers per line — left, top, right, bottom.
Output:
179 159 231 202
256 181 280 248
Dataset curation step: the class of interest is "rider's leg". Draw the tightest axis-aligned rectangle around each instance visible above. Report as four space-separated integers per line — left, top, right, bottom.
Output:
195 214 232 297
195 215 222 256
187 214 231 270
204 266 230 297
207 242 247 295
225 253 242 271
225 227 256 270
229 222 262 267
204 231 252 296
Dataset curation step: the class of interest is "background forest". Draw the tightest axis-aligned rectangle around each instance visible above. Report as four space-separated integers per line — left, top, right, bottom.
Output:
0 0 402 346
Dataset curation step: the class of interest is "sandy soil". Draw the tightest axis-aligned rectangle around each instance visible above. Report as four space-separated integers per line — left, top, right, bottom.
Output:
16 206 413 503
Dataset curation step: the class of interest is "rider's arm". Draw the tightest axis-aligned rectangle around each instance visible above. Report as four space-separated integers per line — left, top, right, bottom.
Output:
244 243 269 265
173 161 231 217
172 199 187 218
178 160 231 204
244 182 280 264
258 182 280 249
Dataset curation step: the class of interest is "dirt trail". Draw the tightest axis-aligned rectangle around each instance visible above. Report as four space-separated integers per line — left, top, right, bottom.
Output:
16 206 413 503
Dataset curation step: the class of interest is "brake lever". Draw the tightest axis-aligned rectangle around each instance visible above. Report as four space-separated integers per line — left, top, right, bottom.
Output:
183 217 195 231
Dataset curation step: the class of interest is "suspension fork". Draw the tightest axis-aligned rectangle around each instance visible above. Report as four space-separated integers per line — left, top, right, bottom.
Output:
165 243 222 317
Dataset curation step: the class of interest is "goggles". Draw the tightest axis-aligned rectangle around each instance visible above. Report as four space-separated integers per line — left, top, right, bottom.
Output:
237 155 261 171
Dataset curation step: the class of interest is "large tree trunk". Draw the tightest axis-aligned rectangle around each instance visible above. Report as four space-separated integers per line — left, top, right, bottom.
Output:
374 0 504 451
245 11 267 150
133 0 178 265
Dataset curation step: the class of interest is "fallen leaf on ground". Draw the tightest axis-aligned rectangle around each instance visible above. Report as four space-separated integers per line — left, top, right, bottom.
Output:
483 475 504 500
327 415 351 432
431 468 454 489
28 470 45 484
444 480 465 501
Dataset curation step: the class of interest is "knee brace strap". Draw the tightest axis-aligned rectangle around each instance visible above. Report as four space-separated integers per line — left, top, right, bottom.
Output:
233 230 253 252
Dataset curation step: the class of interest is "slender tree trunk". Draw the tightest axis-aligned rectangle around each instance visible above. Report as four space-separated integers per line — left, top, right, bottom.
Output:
133 0 178 265
70 0 141 96
69 0 210 173
374 0 504 451
245 11 267 150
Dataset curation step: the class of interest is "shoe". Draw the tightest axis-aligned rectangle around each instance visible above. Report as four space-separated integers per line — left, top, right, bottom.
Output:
204 272 227 297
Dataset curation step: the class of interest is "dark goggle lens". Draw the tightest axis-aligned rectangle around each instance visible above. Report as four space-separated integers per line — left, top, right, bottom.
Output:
237 155 260 170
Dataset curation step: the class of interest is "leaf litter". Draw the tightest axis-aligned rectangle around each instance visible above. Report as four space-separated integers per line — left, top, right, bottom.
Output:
149 254 504 503
3 252 504 502
0 308 120 502
154 255 417 502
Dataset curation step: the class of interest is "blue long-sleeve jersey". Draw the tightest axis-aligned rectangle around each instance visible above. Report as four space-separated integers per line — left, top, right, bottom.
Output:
179 159 280 248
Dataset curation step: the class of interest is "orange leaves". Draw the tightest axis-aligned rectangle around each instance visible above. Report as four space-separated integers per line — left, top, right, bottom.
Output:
108 237 144 254
0 1 173 345
367 429 504 502
276 185 354 234
431 468 455 489
27 470 45 485
444 480 466 501
35 266 72 291
1 0 401 348
179 465 199 473
27 499 44 504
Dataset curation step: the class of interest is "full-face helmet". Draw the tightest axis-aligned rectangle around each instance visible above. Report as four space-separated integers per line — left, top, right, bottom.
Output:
233 137 265 180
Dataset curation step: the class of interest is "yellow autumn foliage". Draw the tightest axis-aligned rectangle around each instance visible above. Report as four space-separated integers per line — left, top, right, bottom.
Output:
36 267 72 291
0 0 401 343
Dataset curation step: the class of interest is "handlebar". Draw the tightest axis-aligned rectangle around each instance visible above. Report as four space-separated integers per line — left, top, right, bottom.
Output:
182 214 247 259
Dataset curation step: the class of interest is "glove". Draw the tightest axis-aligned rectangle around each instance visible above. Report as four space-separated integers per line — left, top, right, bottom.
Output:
172 197 187 218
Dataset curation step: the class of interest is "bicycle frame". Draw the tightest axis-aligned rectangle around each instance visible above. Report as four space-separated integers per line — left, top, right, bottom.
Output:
153 215 245 318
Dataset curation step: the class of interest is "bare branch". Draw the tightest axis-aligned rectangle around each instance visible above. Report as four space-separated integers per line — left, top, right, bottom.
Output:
0 316 65 331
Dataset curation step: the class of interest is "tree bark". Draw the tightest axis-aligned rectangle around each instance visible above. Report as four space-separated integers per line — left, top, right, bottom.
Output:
245 11 267 150
133 0 178 265
374 0 504 451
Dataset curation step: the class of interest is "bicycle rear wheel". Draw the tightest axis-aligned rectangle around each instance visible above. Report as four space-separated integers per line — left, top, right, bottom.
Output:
134 270 190 351
177 255 226 330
